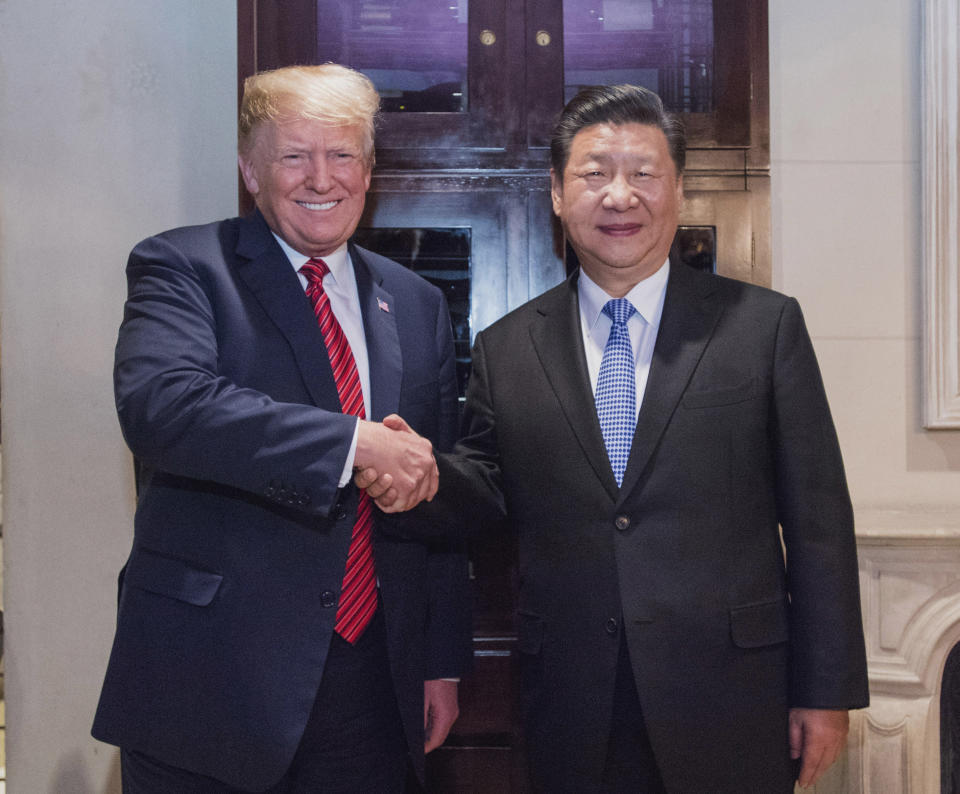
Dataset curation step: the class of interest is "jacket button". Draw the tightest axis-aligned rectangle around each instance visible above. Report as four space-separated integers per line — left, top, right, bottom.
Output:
320 591 337 608
614 515 630 531
605 617 619 635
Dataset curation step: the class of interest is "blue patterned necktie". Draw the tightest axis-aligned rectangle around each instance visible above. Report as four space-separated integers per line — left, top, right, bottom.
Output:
596 298 637 487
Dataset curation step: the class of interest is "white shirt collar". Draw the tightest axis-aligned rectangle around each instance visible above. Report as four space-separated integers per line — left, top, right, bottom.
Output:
272 234 351 285
579 258 670 331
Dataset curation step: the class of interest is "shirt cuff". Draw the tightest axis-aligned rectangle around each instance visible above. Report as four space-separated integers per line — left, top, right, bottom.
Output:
337 418 360 488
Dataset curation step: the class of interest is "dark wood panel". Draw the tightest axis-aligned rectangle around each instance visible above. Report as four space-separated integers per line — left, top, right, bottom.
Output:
239 0 769 169
427 638 529 791
525 0 565 149
426 746 530 793
746 0 770 170
454 640 518 736
255 0 318 70
710 0 751 146
237 6 771 788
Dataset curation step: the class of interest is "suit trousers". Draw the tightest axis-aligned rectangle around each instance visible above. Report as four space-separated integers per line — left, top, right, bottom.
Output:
600 635 667 794
121 608 409 793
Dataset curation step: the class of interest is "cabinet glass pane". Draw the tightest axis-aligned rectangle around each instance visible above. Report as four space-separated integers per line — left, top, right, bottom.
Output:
317 0 468 112
671 226 715 272
563 0 714 113
353 227 472 398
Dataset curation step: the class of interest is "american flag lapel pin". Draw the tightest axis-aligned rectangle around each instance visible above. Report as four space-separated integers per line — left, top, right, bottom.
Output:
377 296 390 313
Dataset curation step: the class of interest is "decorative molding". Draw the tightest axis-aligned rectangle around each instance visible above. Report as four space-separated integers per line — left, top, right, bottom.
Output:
854 515 960 791
864 714 910 793
857 527 960 696
922 0 960 428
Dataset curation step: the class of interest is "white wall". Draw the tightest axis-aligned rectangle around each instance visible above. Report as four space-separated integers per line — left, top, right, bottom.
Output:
770 0 960 516
771 3 960 789
0 2 237 790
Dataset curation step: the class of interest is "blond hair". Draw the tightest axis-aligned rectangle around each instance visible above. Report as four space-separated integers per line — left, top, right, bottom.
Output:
239 64 380 164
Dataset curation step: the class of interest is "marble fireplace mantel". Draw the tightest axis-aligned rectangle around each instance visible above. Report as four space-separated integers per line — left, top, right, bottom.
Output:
818 508 960 793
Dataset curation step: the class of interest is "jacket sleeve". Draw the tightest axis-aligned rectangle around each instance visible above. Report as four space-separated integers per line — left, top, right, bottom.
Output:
422 293 473 678
114 233 355 516
423 330 510 538
772 297 870 709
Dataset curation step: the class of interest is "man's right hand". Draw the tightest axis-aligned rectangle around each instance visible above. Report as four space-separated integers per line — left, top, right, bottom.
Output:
354 414 437 513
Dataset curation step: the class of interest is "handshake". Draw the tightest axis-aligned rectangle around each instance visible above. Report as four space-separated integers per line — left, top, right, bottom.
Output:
353 414 437 513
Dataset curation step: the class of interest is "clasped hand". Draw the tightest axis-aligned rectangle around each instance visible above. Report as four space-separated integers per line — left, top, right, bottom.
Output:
354 414 436 512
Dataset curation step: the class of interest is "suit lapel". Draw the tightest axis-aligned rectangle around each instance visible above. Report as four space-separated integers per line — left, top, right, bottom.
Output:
351 244 401 421
233 211 341 408
529 273 621 501
617 263 724 503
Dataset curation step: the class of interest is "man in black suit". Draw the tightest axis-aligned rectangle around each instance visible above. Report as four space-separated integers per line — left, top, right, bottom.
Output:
93 63 470 792
361 84 869 792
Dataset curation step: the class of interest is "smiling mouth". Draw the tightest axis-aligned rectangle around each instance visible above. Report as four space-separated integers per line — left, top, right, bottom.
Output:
599 223 642 235
297 200 339 211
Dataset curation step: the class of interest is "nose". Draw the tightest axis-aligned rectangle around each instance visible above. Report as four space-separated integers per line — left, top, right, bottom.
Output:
601 174 638 211
305 157 333 192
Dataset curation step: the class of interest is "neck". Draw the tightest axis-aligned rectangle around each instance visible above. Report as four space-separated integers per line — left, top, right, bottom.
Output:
580 259 666 298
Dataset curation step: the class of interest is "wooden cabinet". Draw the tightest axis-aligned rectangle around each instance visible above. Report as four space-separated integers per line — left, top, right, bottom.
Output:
240 0 767 172
238 3 769 788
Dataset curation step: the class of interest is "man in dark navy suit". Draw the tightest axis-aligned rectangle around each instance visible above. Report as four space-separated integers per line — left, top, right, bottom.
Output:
93 64 470 793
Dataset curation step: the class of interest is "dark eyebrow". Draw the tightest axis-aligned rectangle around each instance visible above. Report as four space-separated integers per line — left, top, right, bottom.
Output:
578 151 656 165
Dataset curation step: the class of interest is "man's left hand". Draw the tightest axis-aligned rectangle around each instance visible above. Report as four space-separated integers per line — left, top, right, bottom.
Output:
789 707 849 788
424 679 459 753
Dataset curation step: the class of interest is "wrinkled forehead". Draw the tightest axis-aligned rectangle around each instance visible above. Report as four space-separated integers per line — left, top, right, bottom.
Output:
248 117 369 156
567 123 676 170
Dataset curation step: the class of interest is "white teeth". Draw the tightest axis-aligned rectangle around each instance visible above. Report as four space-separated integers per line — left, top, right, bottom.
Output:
298 200 337 211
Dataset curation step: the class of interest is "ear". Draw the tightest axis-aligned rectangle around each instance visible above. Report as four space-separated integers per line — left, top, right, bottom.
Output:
550 168 563 218
238 153 259 196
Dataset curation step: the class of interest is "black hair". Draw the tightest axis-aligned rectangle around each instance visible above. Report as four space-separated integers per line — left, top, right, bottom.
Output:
550 84 686 176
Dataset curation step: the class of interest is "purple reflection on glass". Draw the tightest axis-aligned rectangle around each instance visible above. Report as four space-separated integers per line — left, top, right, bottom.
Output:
562 0 714 113
318 0 468 112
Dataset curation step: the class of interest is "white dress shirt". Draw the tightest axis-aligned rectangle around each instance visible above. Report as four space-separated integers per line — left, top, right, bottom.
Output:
275 235 367 485
578 260 670 417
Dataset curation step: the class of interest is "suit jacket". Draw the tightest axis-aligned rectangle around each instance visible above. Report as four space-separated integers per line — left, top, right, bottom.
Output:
430 262 869 792
92 211 471 790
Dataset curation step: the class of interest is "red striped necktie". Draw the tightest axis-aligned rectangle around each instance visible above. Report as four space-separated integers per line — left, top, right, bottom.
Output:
300 257 377 644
